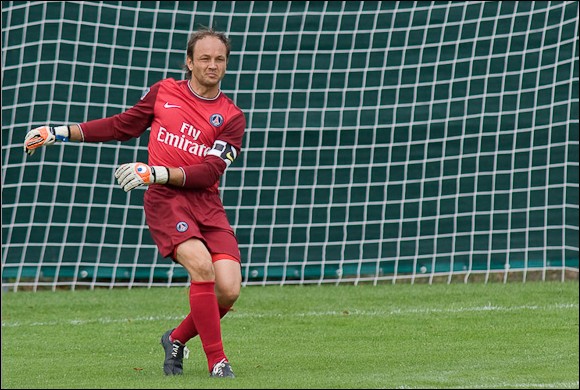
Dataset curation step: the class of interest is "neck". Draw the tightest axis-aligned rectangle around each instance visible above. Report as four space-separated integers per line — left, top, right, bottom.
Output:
188 80 219 99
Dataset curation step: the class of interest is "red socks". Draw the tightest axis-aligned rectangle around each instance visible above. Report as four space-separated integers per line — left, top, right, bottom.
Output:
172 281 229 370
171 304 231 344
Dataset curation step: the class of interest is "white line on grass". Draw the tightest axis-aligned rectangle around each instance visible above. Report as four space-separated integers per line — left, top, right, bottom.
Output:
394 380 580 389
1 302 577 328
445 380 580 389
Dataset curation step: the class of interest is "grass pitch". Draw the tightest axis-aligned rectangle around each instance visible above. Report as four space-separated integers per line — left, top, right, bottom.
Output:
1 281 578 389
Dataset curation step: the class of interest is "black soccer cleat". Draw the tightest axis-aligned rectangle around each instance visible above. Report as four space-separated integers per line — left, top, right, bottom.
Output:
160 328 189 375
210 358 235 378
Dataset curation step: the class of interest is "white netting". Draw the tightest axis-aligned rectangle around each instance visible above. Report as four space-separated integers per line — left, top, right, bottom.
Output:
1 1 578 291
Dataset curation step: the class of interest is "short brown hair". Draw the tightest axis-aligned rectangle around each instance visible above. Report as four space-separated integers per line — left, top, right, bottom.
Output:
183 27 231 80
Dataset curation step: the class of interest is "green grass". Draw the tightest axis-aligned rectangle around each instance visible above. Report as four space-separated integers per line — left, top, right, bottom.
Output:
2 281 579 389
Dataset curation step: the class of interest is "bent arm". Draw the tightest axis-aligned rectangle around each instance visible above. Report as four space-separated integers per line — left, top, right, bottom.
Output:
114 157 225 192
166 116 245 189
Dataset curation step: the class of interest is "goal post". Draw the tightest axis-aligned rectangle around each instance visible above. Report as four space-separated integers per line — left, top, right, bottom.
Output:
1 1 578 290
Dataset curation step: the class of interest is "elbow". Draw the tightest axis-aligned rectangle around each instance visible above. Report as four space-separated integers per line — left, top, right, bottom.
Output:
182 162 223 189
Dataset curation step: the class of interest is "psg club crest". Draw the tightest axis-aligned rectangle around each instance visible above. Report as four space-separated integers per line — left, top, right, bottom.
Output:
176 221 189 232
210 114 224 127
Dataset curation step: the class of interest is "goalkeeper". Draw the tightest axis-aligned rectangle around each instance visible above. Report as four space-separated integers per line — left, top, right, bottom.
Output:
23 28 244 379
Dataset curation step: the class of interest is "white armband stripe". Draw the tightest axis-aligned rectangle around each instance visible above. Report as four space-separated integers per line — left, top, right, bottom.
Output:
179 167 186 187
77 123 86 142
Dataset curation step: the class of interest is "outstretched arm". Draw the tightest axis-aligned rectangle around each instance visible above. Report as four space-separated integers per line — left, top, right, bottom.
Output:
23 81 158 155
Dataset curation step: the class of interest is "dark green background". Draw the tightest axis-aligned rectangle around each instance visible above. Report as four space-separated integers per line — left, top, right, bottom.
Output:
2 1 578 287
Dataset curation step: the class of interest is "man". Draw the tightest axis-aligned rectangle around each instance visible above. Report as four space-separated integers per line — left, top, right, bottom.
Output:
23 28 245 379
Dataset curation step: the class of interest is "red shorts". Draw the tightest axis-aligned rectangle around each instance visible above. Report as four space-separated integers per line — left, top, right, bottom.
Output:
143 185 241 262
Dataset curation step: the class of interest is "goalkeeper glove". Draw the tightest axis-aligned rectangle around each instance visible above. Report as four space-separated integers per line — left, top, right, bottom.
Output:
114 162 169 192
24 125 70 156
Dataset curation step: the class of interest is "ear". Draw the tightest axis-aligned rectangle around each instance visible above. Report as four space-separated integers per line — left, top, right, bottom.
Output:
186 57 193 71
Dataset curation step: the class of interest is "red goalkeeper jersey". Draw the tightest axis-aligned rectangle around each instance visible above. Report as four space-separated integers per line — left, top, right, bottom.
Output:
79 78 245 193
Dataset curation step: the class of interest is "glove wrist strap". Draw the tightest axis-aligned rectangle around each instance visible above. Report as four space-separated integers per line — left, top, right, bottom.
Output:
151 166 169 184
53 125 70 142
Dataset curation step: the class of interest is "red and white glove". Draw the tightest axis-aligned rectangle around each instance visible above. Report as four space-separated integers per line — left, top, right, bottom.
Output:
24 125 70 156
114 162 169 192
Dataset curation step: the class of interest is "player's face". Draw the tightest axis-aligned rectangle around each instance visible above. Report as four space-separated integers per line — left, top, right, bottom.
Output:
188 36 228 89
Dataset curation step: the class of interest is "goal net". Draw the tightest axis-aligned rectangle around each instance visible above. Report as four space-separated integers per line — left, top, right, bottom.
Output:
2 1 578 290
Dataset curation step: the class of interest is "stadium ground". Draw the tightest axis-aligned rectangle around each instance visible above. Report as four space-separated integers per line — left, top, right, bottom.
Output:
2 281 578 389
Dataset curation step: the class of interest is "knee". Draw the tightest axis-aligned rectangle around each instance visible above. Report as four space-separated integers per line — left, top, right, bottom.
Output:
213 259 242 307
216 285 240 307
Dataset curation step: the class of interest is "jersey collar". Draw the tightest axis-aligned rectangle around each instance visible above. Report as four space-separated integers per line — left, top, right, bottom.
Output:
187 81 221 101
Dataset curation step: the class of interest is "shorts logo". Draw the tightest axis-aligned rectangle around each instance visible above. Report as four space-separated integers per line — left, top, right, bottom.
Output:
176 222 189 232
210 114 224 127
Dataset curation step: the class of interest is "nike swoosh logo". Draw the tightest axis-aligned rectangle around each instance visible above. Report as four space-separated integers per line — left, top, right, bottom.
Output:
164 102 181 109
226 152 234 162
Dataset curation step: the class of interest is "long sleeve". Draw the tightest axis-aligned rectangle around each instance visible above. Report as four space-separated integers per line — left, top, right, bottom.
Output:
79 84 158 142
